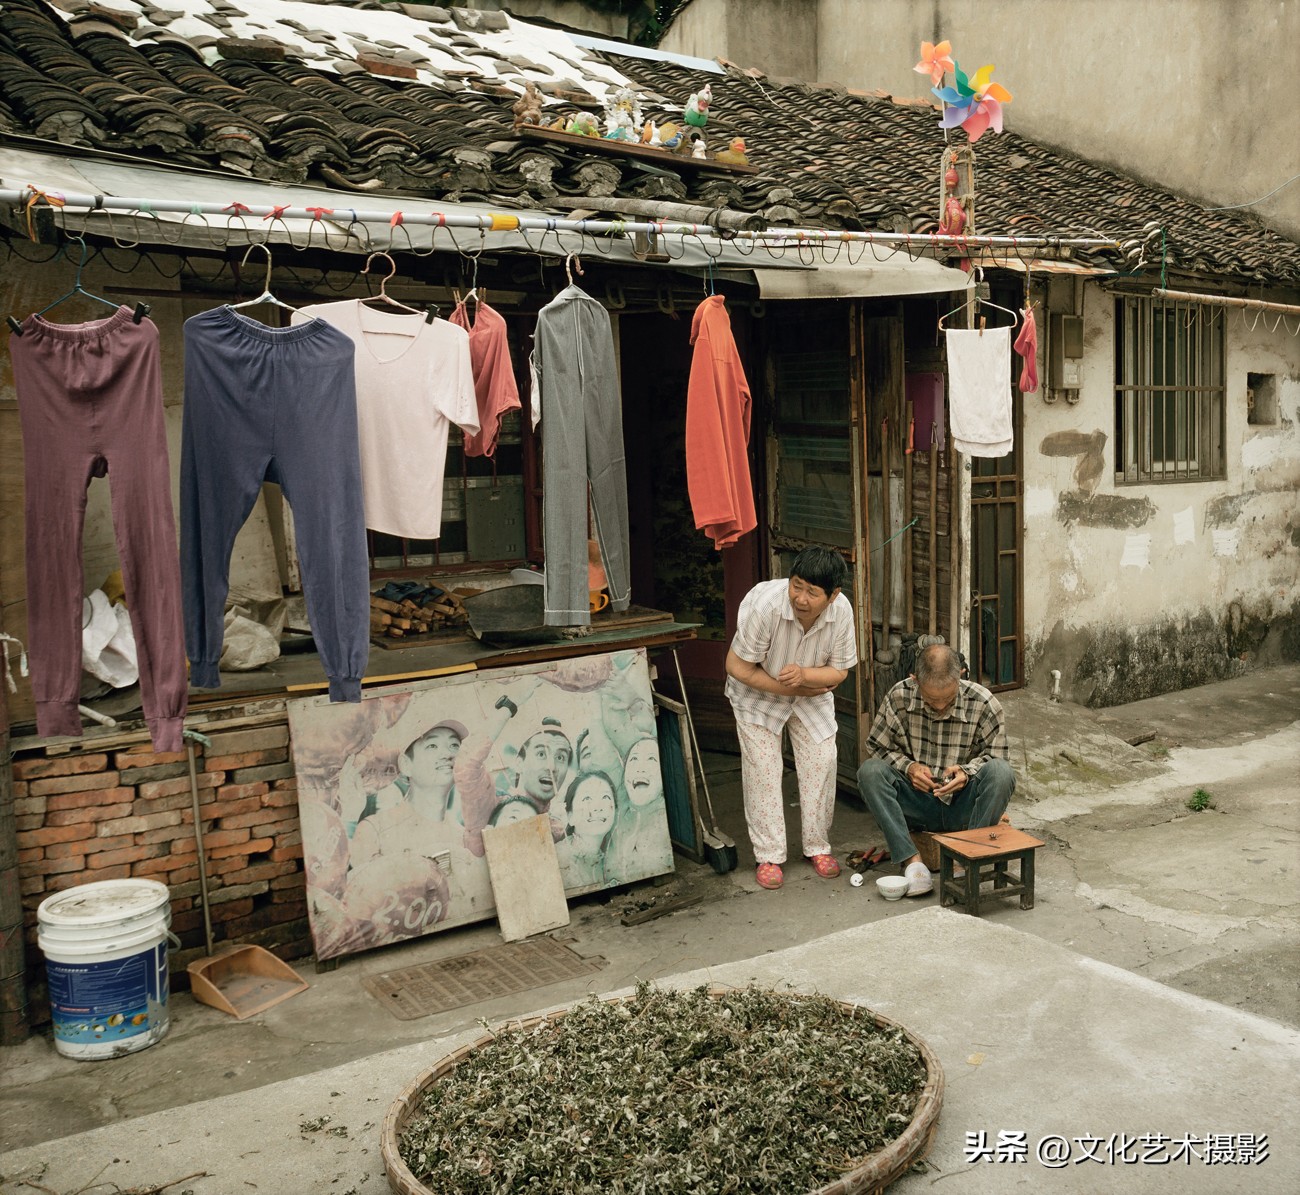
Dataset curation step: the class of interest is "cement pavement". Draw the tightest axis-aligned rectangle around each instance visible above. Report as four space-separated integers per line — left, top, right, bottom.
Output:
2 664 1297 1192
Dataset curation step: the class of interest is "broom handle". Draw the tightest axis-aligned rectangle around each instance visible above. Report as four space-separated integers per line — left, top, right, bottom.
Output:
184 730 214 958
670 648 721 829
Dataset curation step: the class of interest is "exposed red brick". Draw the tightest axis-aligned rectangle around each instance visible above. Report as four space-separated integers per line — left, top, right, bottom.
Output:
13 780 29 797
216 781 270 804
198 828 250 850
204 747 287 771
44 836 123 860
221 807 296 831
45 802 133 827
88 843 163 869
23 824 94 847
13 754 109 780
221 860 299 885
115 746 188 767
201 726 288 757
30 771 121 797
96 810 184 837
15 815 43 832
140 789 218 816
270 872 305 891
47 786 133 812
137 772 223 802
212 796 265 820
261 788 299 808
208 836 273 860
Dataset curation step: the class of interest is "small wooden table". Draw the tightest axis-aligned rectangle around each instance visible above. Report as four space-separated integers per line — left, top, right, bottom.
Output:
931 826 1044 915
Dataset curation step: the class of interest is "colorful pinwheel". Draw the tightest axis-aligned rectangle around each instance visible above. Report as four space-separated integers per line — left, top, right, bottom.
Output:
932 61 1012 143
913 40 955 86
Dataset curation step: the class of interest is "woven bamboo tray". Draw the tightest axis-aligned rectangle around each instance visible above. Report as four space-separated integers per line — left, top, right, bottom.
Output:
382 987 944 1195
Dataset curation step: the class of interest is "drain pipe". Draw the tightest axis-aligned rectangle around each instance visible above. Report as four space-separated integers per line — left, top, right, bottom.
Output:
183 730 214 957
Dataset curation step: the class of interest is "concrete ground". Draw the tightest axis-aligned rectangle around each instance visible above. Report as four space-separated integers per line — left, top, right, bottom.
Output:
2 664 1297 1193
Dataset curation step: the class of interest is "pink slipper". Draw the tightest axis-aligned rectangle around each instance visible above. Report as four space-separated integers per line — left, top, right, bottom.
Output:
756 862 784 889
807 854 840 879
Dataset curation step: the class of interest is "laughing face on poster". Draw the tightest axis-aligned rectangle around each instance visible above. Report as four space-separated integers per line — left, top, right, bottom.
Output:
559 770 618 887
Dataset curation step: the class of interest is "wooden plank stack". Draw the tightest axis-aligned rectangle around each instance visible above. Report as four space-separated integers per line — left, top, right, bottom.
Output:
370 586 470 639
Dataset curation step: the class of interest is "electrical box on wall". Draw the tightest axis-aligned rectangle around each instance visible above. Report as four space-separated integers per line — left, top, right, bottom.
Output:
1049 313 1084 389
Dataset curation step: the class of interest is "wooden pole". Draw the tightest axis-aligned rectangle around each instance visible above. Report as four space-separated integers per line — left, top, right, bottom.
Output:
903 409 914 634
0 724 29 1044
928 423 938 637
880 417 892 646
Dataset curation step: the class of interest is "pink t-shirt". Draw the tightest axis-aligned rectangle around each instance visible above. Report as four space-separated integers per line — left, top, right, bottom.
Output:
295 300 479 539
447 300 520 458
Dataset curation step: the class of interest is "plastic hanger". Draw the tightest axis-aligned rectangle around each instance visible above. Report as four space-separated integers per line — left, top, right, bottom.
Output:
359 251 434 323
8 236 150 335
227 243 298 313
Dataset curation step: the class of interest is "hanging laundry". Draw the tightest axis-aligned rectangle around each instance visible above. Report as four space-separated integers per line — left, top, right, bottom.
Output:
945 326 1014 457
295 300 479 539
531 284 631 627
1013 305 1039 393
686 295 756 550
448 299 520 458
181 307 369 703
9 307 187 751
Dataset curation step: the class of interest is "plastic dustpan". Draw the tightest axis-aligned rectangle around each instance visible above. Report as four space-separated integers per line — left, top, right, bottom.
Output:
187 945 309 1019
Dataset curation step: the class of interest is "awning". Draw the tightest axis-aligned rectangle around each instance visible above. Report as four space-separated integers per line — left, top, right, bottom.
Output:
1 145 793 273
742 252 973 299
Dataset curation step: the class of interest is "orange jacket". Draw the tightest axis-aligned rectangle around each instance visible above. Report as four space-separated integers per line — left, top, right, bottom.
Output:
686 296 756 549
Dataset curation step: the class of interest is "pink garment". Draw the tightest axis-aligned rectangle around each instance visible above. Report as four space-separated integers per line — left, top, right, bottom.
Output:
1014 306 1039 393
448 301 520 458
9 308 187 751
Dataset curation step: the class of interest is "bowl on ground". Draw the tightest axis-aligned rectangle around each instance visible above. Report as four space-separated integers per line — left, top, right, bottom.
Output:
876 874 909 901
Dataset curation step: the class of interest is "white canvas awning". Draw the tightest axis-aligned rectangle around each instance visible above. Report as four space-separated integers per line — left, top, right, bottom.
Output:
742 251 973 299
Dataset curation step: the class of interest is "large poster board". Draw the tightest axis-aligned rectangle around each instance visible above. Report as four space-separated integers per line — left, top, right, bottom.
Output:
288 650 673 960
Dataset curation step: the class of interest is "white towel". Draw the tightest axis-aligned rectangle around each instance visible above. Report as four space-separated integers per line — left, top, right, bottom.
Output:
945 327 1014 457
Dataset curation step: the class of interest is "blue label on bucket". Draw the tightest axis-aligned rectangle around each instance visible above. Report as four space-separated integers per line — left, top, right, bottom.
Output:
46 942 169 1044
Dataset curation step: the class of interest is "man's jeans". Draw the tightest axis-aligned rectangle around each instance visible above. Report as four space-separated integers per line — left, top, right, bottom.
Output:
856 758 1016 867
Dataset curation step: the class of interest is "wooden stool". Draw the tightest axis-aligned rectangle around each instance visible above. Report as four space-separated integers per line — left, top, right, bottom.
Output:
931 826 1044 915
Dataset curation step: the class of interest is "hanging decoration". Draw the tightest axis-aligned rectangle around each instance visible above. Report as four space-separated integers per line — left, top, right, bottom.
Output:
919 41 1013 143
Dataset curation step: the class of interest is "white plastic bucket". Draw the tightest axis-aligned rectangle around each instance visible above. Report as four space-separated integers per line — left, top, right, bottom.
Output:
37 878 176 1061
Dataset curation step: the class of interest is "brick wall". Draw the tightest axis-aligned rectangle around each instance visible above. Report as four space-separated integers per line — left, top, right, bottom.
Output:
12 710 310 1022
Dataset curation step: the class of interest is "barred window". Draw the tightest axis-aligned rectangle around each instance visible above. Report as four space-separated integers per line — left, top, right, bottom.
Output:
1114 296 1225 483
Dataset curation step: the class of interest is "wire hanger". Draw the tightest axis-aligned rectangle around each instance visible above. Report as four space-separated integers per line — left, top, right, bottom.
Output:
228 242 297 312
359 251 434 322
9 235 150 335
938 270 1020 331
565 253 584 286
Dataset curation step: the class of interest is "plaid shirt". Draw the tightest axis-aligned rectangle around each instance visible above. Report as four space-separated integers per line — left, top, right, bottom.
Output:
725 579 857 743
865 677 1009 804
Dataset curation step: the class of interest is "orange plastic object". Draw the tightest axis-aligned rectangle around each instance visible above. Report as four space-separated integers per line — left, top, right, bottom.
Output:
187 946 308 1019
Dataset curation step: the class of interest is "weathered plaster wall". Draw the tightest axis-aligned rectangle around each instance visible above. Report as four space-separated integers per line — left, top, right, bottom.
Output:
662 0 1299 238
1022 283 1300 706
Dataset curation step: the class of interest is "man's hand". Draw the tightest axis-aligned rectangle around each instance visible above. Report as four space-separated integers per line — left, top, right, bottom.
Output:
932 766 968 797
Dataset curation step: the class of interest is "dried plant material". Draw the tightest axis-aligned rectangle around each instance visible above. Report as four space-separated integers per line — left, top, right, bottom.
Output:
398 983 926 1193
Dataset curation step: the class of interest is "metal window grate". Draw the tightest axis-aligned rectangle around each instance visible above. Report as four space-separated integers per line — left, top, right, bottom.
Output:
1114 296 1225 484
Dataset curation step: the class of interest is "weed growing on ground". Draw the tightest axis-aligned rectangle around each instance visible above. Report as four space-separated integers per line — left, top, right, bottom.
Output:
399 983 928 1193
1150 743 1171 759
1186 788 1215 812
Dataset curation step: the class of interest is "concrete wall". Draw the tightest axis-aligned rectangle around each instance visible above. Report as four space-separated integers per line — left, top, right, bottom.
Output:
1021 281 1300 705
662 0 1300 239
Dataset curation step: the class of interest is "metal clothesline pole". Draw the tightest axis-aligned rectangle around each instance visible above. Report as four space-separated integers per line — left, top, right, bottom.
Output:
0 187 1125 252
1152 288 1300 316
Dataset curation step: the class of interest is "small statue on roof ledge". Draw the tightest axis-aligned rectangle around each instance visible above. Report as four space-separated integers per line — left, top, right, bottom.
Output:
566 111 601 138
684 84 711 128
715 137 748 165
603 84 643 140
690 133 707 160
512 80 544 130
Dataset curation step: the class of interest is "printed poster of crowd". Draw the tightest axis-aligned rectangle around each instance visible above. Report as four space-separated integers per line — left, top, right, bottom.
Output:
288 650 674 960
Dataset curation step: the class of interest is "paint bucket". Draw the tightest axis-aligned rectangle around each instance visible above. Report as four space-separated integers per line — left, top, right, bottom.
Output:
37 878 176 1061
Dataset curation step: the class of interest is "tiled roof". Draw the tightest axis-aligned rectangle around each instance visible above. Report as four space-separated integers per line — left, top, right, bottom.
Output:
2 0 1297 286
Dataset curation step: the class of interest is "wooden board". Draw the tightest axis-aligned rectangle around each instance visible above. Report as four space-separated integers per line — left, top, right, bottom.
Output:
930 826 1044 858
520 126 759 174
482 814 570 943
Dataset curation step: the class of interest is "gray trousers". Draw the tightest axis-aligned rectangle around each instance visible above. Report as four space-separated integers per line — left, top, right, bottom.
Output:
856 757 1015 866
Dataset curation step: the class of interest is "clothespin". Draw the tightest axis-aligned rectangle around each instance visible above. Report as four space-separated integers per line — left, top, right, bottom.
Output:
0 632 29 693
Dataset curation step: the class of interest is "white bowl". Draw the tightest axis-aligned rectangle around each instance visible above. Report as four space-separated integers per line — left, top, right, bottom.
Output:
875 875 909 901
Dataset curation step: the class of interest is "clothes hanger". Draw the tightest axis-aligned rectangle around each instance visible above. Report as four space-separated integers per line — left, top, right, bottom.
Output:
564 252 584 286
938 276 1020 331
359 251 435 323
227 242 298 313
8 235 150 335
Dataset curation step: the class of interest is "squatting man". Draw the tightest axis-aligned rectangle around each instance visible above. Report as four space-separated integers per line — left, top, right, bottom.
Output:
857 643 1015 896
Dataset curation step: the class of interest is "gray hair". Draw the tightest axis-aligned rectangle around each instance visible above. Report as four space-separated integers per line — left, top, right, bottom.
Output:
915 644 962 687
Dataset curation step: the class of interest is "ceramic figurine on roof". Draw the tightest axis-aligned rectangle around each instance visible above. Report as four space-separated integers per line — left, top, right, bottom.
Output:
603 85 642 140
512 80 544 131
684 84 711 129
565 111 601 138
657 121 683 149
690 134 707 160
715 137 749 166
